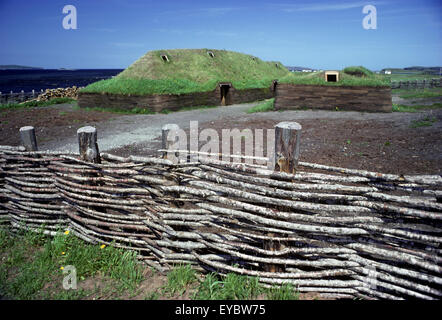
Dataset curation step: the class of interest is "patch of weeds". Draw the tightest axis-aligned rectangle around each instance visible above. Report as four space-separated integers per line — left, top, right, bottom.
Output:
0 98 76 111
398 88 442 99
246 98 274 113
346 139 351 145
163 264 197 296
266 283 299 300
0 226 144 299
76 105 155 115
59 111 67 116
384 141 391 146
393 103 442 112
193 272 263 300
0 227 14 249
410 116 437 128
145 291 160 300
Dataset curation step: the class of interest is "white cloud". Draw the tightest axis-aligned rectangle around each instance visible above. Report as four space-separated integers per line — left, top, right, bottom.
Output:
281 1 387 13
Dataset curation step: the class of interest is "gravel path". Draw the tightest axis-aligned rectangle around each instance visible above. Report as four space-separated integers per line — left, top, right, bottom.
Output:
39 100 441 153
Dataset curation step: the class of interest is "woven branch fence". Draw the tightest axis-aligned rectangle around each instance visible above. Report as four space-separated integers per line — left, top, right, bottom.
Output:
0 123 441 300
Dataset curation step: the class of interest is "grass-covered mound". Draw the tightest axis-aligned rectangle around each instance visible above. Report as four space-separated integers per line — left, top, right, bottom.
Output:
279 67 389 87
81 49 290 95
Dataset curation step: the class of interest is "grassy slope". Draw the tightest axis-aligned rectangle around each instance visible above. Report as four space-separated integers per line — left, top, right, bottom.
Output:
279 67 390 87
81 49 290 95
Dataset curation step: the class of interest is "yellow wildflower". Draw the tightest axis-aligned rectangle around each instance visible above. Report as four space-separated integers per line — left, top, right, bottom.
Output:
60 266 64 270
64 230 70 235
61 252 65 255
100 244 106 249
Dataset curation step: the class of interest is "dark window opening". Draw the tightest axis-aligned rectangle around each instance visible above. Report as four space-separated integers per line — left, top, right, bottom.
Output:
275 63 279 68
161 54 169 62
272 81 278 92
327 74 337 82
208 51 215 58
220 84 230 106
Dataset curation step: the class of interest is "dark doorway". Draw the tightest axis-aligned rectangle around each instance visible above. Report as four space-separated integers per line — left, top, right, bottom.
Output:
327 74 337 82
220 84 230 106
272 80 278 93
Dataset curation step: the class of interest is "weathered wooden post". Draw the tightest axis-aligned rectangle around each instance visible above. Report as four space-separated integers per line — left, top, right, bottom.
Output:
264 121 302 273
77 126 101 163
19 126 38 151
274 122 301 174
162 123 181 161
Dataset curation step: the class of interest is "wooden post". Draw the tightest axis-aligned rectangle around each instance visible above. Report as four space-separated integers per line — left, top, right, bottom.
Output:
162 124 180 160
263 121 302 273
19 126 38 151
77 126 101 163
274 121 301 174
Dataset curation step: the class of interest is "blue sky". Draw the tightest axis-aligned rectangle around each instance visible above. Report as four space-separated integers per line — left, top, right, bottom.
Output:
0 0 440 70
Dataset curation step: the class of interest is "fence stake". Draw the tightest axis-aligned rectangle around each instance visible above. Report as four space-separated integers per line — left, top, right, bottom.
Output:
274 121 301 174
19 126 38 151
77 126 101 163
263 121 302 273
162 124 180 160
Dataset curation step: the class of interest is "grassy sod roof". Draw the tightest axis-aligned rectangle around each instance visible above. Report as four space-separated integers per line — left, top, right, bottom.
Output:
81 49 290 95
278 66 390 87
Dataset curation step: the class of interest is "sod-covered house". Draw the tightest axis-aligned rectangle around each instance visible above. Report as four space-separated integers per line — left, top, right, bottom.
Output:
275 66 392 112
78 49 289 112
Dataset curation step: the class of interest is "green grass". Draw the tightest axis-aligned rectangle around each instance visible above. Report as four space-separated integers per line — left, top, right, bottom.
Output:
75 105 156 115
76 104 218 115
388 73 442 81
342 66 374 77
193 272 262 300
392 103 442 112
279 68 389 87
410 116 438 128
246 98 275 113
162 264 197 296
81 49 289 96
392 87 442 99
0 97 76 110
266 283 300 300
1 227 301 301
193 272 300 300
0 227 144 299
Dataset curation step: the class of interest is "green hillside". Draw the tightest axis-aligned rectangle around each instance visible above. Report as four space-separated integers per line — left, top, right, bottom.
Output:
279 66 390 87
81 49 290 95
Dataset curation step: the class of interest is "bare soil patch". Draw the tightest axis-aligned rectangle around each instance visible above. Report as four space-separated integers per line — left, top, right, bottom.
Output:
0 104 115 146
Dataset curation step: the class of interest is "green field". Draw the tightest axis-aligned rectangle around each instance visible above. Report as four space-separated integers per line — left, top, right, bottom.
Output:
389 74 442 81
392 87 442 99
81 49 289 95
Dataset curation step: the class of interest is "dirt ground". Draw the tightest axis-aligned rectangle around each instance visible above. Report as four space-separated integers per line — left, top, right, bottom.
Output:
0 104 115 147
0 96 441 175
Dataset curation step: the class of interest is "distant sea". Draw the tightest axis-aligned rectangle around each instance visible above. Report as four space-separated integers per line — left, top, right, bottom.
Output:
0 69 124 93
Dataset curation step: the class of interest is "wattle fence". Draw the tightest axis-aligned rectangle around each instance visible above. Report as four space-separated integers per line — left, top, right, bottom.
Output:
0 123 441 300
